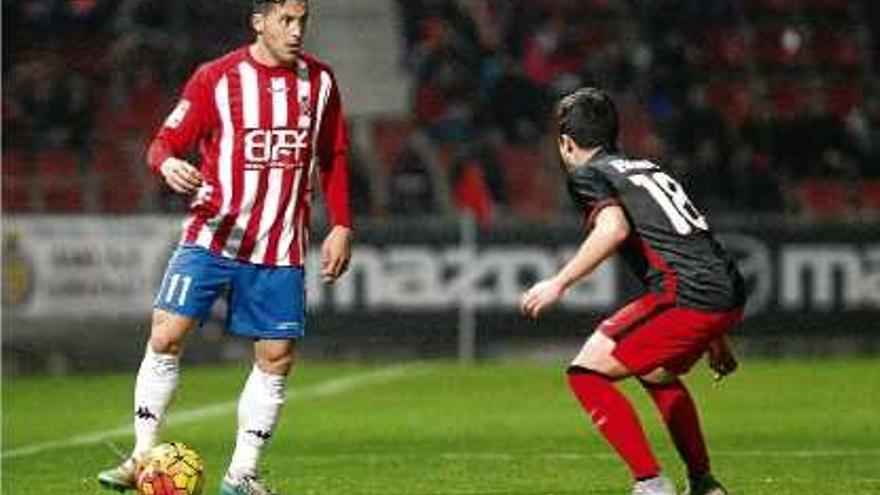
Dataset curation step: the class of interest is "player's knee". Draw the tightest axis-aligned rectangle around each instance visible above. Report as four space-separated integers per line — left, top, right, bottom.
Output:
255 352 294 376
148 310 193 355
148 334 183 355
255 339 296 375
149 323 186 355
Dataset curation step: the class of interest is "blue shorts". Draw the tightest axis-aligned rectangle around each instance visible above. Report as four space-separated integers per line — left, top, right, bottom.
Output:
154 245 305 339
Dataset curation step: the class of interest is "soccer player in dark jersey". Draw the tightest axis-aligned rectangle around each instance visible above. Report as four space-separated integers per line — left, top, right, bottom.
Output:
520 88 746 495
97 1 352 494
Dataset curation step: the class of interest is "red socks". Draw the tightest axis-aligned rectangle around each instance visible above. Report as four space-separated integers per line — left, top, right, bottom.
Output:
567 368 660 480
641 378 710 480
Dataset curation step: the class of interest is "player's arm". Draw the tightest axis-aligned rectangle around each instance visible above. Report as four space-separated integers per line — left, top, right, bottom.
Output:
520 205 630 319
146 67 214 195
317 76 353 284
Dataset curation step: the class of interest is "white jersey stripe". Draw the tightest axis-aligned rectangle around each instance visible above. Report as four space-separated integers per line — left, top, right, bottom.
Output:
239 62 260 129
195 76 234 249
308 71 334 181
225 171 260 258
224 63 261 256
277 169 304 262
271 77 288 128
250 168 285 264
216 76 234 216
296 201 306 264
250 77 290 264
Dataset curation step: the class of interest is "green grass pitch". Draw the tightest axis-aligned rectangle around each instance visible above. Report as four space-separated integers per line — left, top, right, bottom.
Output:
3 359 879 494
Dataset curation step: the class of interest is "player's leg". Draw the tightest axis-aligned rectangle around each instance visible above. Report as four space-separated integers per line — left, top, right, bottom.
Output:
134 246 228 456
223 339 296 493
133 310 200 452
639 369 722 494
567 330 675 495
99 246 227 492
622 307 743 495
220 263 305 495
98 310 198 492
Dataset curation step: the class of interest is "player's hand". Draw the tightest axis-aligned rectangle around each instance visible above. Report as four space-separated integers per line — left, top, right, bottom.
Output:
520 278 565 320
707 336 738 382
321 225 353 284
160 157 203 195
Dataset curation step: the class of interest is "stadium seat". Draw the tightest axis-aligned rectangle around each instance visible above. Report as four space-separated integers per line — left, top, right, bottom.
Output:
856 181 880 214
707 80 752 128
494 142 561 221
91 142 146 212
91 141 142 176
371 118 415 173
823 81 863 119
693 27 749 68
99 175 142 213
811 30 861 69
2 150 33 211
769 79 813 121
119 77 170 135
791 180 850 218
35 149 85 211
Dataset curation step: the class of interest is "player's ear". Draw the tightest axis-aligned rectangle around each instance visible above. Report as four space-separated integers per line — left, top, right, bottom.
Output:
560 134 575 154
251 13 265 35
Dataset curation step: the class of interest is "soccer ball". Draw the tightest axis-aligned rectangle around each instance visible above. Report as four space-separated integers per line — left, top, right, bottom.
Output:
136 442 205 495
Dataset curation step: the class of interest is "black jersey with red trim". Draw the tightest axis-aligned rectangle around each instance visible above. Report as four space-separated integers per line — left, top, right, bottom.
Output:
567 152 746 311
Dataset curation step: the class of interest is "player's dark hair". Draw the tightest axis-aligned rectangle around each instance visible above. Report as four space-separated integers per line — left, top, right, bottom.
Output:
253 0 306 14
557 87 619 153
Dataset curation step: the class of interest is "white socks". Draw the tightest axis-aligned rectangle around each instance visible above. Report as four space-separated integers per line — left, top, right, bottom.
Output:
226 365 287 480
132 345 180 457
129 348 286 479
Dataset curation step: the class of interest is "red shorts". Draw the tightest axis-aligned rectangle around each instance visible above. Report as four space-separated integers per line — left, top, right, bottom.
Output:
598 293 743 376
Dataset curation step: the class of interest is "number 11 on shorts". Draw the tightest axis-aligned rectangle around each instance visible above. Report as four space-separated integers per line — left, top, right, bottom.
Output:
164 273 193 306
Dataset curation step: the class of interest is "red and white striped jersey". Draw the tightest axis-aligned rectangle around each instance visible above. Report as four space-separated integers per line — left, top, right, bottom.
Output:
147 46 352 267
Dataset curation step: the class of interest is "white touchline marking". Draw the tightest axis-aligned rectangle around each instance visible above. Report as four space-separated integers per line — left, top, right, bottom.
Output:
169 449 877 463
2 364 420 460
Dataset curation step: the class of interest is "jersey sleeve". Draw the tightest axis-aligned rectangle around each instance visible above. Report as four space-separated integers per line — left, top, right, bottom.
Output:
146 65 216 174
567 166 621 227
317 74 353 229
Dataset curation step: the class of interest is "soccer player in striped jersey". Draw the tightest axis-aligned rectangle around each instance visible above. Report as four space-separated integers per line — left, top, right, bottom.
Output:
520 88 746 495
97 2 352 494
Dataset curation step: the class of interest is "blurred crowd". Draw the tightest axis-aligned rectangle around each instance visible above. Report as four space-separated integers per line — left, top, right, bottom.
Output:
388 0 879 223
4 0 249 151
3 0 878 222
3 0 250 211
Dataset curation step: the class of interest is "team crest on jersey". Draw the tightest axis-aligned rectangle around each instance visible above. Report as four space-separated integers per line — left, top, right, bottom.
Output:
243 128 310 171
164 100 191 129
